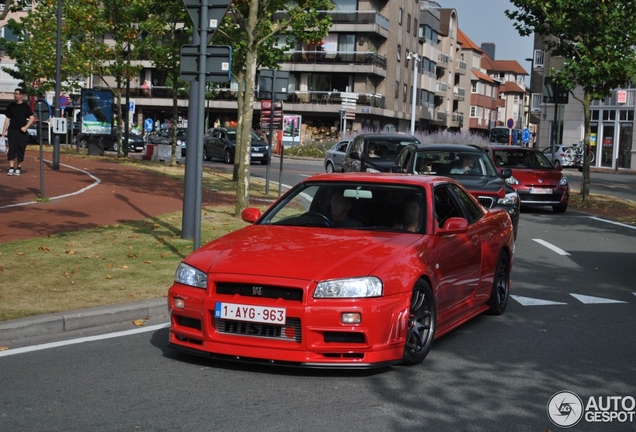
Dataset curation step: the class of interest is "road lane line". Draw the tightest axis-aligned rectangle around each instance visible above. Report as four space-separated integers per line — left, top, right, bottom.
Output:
0 322 169 358
588 216 636 230
532 239 571 256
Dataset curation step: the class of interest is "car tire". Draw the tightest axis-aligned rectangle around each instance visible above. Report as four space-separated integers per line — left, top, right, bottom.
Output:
78 138 88 149
552 203 568 213
223 149 232 164
325 162 334 173
486 250 510 315
402 281 436 366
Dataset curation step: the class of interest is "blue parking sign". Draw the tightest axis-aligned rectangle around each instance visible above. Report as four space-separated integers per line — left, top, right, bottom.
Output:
144 118 154 132
129 101 135 112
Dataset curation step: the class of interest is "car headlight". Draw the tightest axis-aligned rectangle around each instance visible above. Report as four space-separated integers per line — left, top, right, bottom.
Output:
314 277 383 298
174 263 207 289
505 175 520 185
498 192 519 206
559 176 568 186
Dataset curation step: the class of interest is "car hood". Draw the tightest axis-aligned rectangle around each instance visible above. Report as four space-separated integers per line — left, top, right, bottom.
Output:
443 175 511 196
184 225 417 281
510 169 564 186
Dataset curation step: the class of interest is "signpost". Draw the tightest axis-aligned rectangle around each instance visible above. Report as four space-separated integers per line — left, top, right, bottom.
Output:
340 92 358 133
506 117 515 145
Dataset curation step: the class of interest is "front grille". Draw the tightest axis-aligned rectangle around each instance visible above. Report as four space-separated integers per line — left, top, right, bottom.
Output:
176 316 201 330
216 283 303 302
216 317 302 342
478 196 495 208
324 332 366 344
519 192 563 203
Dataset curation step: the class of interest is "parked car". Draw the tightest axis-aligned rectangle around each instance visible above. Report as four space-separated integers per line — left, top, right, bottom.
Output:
75 132 145 152
147 127 187 157
167 172 514 368
324 140 351 172
541 145 580 168
342 133 421 172
486 145 570 213
391 144 520 239
203 127 269 164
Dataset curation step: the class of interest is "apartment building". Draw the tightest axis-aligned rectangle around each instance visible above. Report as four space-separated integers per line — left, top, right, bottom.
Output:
0 1 527 144
529 35 635 169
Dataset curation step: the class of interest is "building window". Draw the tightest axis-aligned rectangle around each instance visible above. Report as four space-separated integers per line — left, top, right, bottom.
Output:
407 14 411 33
471 83 477 93
395 81 400 99
403 84 407 103
397 44 401 62
470 106 477 117
399 8 403 25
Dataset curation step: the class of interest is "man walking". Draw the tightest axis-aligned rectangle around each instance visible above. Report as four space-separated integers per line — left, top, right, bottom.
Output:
3 88 35 176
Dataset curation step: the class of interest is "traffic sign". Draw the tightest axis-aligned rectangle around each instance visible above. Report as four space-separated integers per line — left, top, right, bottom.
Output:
60 95 68 108
52 117 67 134
144 118 154 132
182 0 231 43
180 45 232 83
506 118 515 129
522 128 531 144
129 100 135 112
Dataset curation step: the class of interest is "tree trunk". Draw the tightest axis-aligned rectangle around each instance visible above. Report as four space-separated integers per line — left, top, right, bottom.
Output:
234 0 259 216
581 92 592 200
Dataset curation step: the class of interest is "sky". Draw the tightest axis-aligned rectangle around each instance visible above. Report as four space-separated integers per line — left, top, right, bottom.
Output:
440 0 534 77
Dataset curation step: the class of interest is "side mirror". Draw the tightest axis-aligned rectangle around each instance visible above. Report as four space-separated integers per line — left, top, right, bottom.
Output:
390 165 404 173
437 217 468 235
499 168 512 179
241 208 261 224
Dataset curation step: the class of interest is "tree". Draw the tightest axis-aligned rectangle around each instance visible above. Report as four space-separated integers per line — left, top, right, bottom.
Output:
139 0 192 166
213 0 332 215
506 0 636 200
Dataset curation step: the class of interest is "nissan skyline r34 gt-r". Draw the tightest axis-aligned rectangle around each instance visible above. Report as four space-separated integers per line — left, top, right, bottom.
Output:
167 173 515 369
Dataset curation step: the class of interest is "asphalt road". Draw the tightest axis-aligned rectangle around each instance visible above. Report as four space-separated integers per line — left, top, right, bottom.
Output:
1 204 635 431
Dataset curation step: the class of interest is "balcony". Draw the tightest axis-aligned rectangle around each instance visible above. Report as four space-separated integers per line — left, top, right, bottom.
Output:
455 60 467 75
288 91 385 110
435 82 448 96
530 93 543 112
437 53 450 69
453 86 465 101
451 112 464 126
273 10 389 38
435 110 448 122
281 50 387 76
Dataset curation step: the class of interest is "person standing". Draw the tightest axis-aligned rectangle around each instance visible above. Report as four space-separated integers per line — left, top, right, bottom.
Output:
3 88 34 176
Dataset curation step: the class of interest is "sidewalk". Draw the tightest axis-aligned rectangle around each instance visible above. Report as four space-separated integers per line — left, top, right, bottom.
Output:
0 149 227 347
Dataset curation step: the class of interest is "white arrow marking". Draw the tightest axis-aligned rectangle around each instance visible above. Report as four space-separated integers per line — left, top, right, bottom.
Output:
532 239 571 256
570 294 627 304
511 295 568 306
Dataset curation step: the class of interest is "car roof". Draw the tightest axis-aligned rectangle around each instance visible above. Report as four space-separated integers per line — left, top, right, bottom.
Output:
356 133 418 140
488 145 537 152
306 172 451 187
409 143 485 153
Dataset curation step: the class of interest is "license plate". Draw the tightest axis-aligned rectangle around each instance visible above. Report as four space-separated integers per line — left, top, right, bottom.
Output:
529 187 553 194
251 153 263 157
215 302 286 324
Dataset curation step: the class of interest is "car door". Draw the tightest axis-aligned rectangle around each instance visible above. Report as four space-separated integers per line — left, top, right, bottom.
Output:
431 183 483 316
333 140 349 171
209 129 222 159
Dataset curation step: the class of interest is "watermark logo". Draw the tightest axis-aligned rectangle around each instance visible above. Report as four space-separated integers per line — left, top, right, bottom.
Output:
547 390 584 428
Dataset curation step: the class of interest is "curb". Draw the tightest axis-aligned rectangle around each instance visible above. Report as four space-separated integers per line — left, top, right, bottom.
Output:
0 298 168 342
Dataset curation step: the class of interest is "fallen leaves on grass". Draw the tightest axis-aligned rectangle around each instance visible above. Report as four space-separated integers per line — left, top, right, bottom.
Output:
66 250 76 255
132 319 146 326
38 246 50 252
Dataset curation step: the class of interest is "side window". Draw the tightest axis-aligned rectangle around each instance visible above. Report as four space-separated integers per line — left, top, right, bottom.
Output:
395 147 411 169
433 185 462 228
449 183 483 224
338 142 348 152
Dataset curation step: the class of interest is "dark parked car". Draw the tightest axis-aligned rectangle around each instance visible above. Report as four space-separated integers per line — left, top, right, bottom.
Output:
342 133 421 173
203 127 269 164
391 144 520 239
76 132 145 152
147 127 187 157
324 139 351 172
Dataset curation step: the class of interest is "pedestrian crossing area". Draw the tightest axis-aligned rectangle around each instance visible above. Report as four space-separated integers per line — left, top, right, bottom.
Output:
511 292 636 306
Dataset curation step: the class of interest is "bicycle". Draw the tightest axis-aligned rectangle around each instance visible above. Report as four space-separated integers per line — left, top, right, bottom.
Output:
564 142 595 165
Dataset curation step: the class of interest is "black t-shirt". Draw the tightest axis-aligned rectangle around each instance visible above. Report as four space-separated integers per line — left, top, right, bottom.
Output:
5 102 34 130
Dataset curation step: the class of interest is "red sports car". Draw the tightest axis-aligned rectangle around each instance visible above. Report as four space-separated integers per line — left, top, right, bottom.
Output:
168 173 515 368
486 146 570 213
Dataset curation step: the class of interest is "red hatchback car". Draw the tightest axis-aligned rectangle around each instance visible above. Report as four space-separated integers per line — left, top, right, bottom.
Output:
486 146 570 213
168 173 514 369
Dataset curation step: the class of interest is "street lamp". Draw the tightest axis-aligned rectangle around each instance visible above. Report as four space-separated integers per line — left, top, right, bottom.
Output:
406 52 420 135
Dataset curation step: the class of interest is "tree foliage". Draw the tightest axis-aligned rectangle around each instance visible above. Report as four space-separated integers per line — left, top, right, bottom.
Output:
212 0 333 214
506 0 636 198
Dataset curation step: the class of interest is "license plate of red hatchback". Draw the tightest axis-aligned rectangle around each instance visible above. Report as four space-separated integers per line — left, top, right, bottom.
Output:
529 187 553 194
215 302 286 324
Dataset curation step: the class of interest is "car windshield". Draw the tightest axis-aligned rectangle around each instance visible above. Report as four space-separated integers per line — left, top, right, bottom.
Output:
412 150 498 177
494 150 553 169
367 138 419 161
258 182 427 233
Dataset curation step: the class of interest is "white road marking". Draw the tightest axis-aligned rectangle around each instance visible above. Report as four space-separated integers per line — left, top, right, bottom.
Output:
0 323 169 358
511 295 568 306
588 216 636 230
0 159 101 210
570 294 627 304
532 239 571 256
